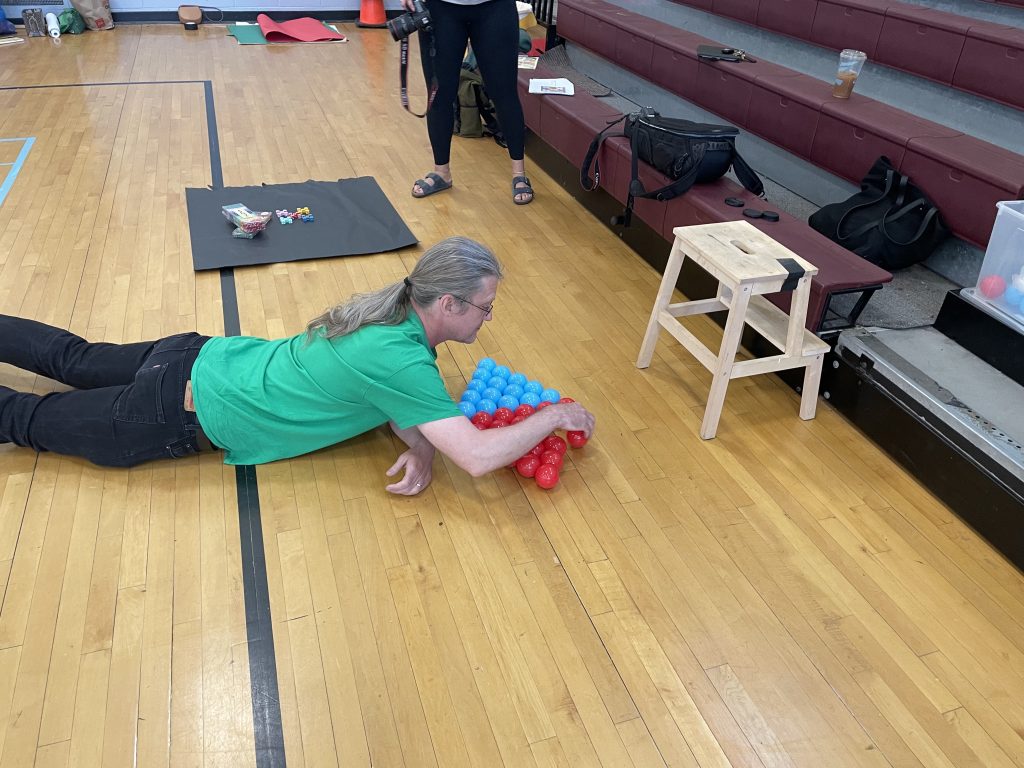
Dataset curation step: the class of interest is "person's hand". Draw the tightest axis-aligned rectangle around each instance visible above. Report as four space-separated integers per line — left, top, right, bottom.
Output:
401 0 416 11
552 402 596 437
385 441 435 495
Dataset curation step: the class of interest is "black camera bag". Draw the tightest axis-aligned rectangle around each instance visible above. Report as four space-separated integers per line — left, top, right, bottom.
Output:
581 108 764 226
808 156 948 270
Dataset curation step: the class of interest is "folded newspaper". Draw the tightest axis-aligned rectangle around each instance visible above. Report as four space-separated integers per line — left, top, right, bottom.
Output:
528 78 575 96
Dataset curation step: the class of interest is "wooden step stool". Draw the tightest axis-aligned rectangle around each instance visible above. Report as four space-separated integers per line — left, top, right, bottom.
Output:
637 221 830 439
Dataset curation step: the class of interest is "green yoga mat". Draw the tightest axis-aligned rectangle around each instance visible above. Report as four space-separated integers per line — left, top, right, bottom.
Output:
227 23 268 45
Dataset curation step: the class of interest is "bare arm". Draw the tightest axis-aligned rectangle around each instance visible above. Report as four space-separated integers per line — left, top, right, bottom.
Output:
386 421 436 495
416 403 595 478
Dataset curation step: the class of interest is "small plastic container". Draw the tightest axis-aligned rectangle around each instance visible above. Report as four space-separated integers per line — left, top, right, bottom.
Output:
832 49 867 99
973 200 1024 321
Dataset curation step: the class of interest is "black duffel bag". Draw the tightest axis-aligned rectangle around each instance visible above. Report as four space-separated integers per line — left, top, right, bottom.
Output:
809 156 949 270
581 107 764 227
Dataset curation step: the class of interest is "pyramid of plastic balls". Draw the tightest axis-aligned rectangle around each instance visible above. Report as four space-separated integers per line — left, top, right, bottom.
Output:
458 357 588 489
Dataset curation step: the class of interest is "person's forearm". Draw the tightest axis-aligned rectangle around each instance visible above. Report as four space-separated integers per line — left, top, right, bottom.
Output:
463 409 564 476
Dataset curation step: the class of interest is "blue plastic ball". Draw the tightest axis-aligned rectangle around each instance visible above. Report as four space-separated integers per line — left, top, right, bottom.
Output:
476 399 497 415
472 368 489 381
482 387 502 402
508 372 527 387
478 357 496 370
498 395 520 410
524 380 544 395
458 401 477 418
520 391 541 407
487 376 507 390
503 384 524 400
461 389 481 404
492 365 511 379
1005 285 1024 309
540 388 561 403
467 379 486 393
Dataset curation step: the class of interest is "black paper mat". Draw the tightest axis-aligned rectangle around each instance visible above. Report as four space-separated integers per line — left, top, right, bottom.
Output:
186 177 417 271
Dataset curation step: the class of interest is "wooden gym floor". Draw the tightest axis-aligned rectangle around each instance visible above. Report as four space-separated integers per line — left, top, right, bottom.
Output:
2 23 1024 768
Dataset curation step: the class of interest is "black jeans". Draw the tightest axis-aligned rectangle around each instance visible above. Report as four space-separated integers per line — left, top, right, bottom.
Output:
0 315 212 467
420 0 526 165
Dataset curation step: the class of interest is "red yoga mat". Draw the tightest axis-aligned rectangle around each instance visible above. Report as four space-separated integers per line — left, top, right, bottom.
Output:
256 14 346 43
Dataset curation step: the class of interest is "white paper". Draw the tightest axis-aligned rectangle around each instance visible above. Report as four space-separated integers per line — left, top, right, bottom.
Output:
528 78 575 96
518 55 539 70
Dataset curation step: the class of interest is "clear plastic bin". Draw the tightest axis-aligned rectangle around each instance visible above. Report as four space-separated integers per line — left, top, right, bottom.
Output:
974 200 1024 322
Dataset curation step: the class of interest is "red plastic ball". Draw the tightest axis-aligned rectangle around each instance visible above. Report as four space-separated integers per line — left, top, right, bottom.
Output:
511 415 527 425
540 450 564 470
980 274 1007 299
516 455 541 478
514 404 535 418
493 407 515 422
536 401 553 410
558 397 575 404
543 435 568 454
566 430 588 448
471 412 492 428
490 419 510 429
535 464 559 489
474 422 488 430
530 443 545 457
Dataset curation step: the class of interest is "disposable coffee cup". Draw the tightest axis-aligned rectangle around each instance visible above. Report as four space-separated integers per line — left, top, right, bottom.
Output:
832 49 867 99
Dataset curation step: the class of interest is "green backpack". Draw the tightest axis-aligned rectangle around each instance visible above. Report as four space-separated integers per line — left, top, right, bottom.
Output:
454 67 505 145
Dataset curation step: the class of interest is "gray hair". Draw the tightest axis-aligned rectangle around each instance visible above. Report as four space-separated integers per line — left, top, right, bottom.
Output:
306 236 503 340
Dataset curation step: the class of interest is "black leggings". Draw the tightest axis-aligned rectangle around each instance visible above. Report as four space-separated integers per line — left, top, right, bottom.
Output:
419 0 525 165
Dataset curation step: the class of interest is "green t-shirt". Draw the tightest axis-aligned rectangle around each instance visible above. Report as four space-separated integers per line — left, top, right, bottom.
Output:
190 313 462 465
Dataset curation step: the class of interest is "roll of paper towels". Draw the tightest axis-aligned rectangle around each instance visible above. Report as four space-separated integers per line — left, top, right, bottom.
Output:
45 12 60 38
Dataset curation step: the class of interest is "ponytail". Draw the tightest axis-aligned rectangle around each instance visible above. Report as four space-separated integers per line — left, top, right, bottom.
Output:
306 236 502 340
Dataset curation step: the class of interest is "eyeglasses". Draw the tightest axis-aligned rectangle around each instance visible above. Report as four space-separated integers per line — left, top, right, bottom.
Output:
454 296 494 316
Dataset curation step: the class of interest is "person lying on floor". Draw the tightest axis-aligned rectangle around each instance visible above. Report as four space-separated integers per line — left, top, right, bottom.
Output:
0 236 594 494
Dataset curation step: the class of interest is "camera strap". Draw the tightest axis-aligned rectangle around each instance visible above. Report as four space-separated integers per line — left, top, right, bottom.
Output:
400 35 438 118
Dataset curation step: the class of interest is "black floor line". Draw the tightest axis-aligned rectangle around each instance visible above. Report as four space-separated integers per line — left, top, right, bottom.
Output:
3 78 287 766
203 81 287 768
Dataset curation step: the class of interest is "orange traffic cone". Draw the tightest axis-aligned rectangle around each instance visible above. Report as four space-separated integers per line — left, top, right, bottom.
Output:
356 0 387 28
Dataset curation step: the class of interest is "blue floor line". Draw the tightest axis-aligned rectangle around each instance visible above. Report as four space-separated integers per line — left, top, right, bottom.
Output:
0 138 35 208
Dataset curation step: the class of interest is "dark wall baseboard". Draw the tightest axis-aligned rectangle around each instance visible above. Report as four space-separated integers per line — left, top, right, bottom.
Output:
8 10 403 24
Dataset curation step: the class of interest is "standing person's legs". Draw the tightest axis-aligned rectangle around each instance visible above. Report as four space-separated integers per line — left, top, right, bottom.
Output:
0 314 160 388
470 0 532 204
412 1 470 197
0 332 211 467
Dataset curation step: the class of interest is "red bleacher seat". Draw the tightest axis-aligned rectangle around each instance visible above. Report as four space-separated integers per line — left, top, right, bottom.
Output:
755 0 818 40
611 13 663 80
953 24 1024 110
747 74 831 159
875 6 970 84
809 0 888 58
711 0 760 24
809 97 960 183
556 0 1024 249
902 136 1024 247
650 28 705 96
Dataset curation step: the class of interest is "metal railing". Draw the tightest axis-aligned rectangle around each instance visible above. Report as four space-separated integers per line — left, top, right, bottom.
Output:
530 0 556 26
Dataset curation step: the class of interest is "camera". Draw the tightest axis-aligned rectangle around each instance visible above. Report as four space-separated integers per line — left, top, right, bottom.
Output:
388 0 431 41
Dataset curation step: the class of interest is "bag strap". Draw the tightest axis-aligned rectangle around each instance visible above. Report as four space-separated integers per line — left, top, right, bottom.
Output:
628 133 706 198
580 115 627 192
732 151 764 197
878 197 941 246
834 169 898 242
